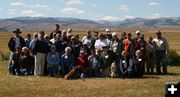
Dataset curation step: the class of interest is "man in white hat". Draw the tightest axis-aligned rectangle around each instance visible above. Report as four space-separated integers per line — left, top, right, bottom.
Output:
105 28 112 46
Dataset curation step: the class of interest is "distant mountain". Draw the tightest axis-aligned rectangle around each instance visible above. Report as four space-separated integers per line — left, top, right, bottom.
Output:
1 17 180 32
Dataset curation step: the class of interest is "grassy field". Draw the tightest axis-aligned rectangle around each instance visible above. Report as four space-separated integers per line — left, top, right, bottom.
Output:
0 29 180 97
0 61 180 97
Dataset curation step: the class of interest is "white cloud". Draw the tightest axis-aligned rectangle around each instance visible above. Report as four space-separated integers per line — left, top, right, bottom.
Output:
11 2 34 8
100 16 120 21
91 4 97 7
11 2 50 10
100 15 136 21
147 13 161 19
118 4 129 13
148 2 159 6
21 10 45 17
8 9 17 15
125 15 136 19
61 7 85 15
35 4 51 10
66 0 83 5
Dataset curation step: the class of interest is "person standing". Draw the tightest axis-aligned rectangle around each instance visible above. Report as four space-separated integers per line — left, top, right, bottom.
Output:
8 29 25 74
146 36 155 74
33 31 49 76
50 24 62 39
24 34 31 48
94 33 108 55
68 36 82 58
123 32 135 57
153 31 169 74
82 30 93 49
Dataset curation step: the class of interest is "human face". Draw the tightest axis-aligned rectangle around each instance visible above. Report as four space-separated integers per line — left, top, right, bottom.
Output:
157 34 161 39
113 35 117 40
79 53 85 57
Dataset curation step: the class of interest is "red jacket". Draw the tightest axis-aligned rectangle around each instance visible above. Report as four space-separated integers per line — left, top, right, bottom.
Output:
76 56 89 68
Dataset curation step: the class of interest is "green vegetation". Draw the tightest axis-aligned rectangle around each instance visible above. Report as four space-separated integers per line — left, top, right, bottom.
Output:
168 50 180 66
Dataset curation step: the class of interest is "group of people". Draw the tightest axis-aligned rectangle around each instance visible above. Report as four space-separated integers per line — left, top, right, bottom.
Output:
8 24 169 79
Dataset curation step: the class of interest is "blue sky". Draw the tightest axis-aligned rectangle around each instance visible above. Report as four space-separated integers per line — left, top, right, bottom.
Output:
0 0 179 21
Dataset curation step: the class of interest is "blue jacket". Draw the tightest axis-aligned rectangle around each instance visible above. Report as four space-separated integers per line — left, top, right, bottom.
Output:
47 52 60 67
119 56 134 74
61 53 75 68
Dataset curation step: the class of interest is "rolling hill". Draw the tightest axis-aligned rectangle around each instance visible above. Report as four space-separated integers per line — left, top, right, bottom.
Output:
1 17 180 32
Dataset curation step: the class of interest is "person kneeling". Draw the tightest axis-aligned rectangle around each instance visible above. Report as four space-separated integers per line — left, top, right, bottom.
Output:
134 50 145 78
19 47 33 76
46 45 60 77
64 50 89 80
119 50 134 78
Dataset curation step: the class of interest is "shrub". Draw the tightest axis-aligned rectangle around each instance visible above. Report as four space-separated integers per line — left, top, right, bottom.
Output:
167 50 180 66
0 53 9 61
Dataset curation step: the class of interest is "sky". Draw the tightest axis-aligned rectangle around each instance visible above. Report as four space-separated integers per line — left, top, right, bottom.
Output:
0 0 180 21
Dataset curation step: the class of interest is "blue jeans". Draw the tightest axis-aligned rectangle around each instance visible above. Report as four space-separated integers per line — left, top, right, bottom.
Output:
11 65 21 75
91 69 100 77
21 68 31 76
48 66 58 77
155 50 168 74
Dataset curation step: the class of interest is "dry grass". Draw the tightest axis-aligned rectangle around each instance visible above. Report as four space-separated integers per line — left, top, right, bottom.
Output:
0 61 180 97
0 28 180 97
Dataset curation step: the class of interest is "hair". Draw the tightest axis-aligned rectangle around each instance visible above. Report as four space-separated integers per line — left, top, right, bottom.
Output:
121 50 128 56
50 45 56 49
33 33 38 39
22 47 29 52
26 34 31 37
135 50 142 57
99 33 104 38
56 24 60 27
94 31 99 34
65 47 72 52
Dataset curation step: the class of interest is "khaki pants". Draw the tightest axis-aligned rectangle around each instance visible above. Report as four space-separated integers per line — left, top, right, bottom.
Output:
34 53 46 76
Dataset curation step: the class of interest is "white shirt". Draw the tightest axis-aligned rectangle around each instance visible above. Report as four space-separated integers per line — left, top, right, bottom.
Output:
153 37 169 51
50 38 56 44
82 36 93 47
94 39 108 50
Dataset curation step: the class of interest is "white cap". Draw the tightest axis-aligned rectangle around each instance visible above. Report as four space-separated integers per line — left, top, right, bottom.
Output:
112 32 117 36
67 28 72 33
105 28 110 32
136 30 141 34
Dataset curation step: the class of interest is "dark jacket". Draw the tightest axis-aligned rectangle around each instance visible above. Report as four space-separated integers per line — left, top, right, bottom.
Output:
8 36 25 52
109 38 123 56
33 39 49 54
68 41 82 58
19 53 33 69
54 40 64 55
100 50 116 68
134 57 144 77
